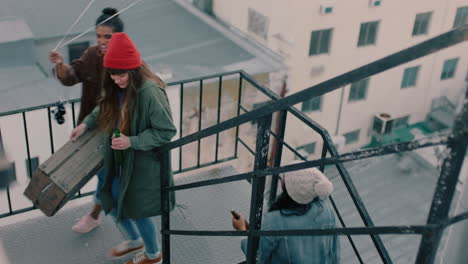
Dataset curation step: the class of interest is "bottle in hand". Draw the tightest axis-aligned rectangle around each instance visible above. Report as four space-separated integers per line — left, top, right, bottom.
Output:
113 128 124 165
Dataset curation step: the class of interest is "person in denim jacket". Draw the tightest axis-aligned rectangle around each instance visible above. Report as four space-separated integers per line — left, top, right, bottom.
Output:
232 166 340 264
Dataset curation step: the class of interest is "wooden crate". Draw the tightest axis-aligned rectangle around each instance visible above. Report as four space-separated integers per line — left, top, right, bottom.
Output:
24 129 104 216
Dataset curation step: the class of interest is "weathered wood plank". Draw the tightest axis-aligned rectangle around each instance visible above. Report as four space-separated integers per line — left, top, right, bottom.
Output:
23 129 104 216
40 130 97 175
50 133 103 193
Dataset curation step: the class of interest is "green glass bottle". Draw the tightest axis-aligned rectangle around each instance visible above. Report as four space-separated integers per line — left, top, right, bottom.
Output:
113 128 124 165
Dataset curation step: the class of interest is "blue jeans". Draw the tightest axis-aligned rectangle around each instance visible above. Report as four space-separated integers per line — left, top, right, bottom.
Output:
93 168 106 205
110 175 159 256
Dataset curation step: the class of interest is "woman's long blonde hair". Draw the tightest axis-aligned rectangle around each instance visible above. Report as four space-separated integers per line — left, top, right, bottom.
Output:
96 62 165 135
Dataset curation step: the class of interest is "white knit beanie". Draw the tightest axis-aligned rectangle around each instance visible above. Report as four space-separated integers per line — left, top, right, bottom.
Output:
283 164 333 204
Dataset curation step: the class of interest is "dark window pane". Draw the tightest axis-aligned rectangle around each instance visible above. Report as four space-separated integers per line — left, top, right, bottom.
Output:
358 21 379 46
297 142 316 155
349 78 368 101
453 6 468 28
441 58 459 80
302 96 322 111
310 29 332 56
344 130 360 144
401 66 420 88
358 23 367 46
413 12 432 35
68 41 90 62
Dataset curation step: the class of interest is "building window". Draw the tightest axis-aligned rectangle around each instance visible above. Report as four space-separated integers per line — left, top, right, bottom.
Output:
358 21 379 46
348 78 369 102
344 130 360 144
296 142 316 158
453 6 468 28
441 58 459 80
25 157 39 178
248 8 269 39
309 28 333 56
68 41 90 62
412 12 432 36
302 96 322 112
401 66 420 88
394 115 410 128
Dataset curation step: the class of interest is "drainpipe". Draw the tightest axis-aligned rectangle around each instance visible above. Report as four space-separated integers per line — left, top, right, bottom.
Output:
335 86 345 136
268 76 288 168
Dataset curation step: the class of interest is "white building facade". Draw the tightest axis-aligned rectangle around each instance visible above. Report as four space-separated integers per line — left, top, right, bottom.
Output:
208 0 468 156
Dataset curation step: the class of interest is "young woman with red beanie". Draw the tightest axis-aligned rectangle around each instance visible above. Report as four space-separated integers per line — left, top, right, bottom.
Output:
70 32 176 264
49 7 125 234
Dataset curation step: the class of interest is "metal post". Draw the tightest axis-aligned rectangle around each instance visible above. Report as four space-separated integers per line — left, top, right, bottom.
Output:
197 80 203 167
234 74 243 158
179 83 184 172
215 76 223 162
160 151 171 264
415 89 468 264
246 114 272 263
47 107 55 154
268 110 287 205
22 112 32 179
319 142 328 172
71 102 77 128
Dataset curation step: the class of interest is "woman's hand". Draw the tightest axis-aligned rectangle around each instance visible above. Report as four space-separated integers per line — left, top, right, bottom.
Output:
70 123 87 141
111 133 131 150
232 213 248 231
49 51 64 64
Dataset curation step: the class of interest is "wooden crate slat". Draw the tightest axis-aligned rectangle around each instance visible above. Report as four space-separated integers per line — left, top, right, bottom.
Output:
50 133 103 193
40 130 97 175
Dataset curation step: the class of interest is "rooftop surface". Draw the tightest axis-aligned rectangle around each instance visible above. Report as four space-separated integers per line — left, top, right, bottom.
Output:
0 0 284 115
326 151 439 263
0 165 250 264
0 18 33 43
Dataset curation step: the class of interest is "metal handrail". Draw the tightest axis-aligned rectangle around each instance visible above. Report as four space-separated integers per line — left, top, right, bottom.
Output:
158 25 468 153
158 25 468 264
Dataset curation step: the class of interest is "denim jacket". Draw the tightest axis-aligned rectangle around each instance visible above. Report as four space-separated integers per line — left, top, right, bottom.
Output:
241 199 339 264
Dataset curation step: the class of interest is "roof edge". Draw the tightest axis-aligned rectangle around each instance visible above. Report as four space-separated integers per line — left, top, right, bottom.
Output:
173 0 287 72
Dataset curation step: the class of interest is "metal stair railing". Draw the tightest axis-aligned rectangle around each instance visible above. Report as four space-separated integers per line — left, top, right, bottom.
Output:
158 24 468 264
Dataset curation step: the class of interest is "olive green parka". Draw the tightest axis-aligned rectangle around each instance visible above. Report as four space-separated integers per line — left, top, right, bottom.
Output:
83 80 176 219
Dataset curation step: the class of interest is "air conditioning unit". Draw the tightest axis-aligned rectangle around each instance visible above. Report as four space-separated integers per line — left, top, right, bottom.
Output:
320 5 334 15
369 0 382 7
373 113 393 134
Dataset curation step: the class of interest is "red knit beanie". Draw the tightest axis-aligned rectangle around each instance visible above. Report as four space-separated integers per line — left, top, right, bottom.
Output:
104 32 142 70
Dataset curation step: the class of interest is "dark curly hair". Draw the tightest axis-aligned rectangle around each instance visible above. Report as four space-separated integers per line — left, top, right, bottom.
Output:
96 7 124 32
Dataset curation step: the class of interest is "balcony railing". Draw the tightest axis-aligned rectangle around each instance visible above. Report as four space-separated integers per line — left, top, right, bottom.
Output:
157 24 468 264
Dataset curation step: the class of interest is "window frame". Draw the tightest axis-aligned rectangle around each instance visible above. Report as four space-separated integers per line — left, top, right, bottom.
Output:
301 96 322 112
412 12 432 36
453 6 468 28
309 28 333 56
296 142 317 157
401 65 421 89
358 21 380 47
441 58 459 80
348 78 369 102
344 129 360 145
68 41 90 63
